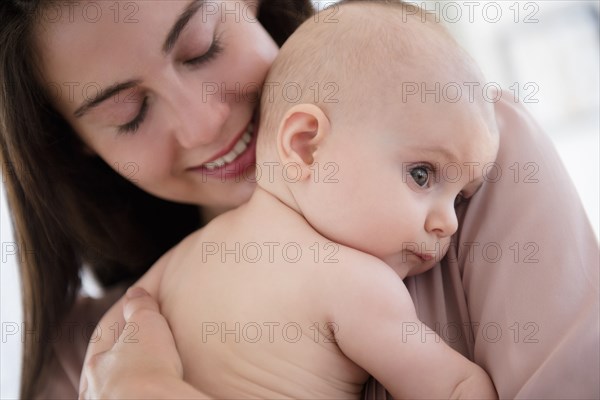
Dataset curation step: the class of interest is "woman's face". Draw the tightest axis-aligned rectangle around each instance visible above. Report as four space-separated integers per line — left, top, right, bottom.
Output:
36 0 278 211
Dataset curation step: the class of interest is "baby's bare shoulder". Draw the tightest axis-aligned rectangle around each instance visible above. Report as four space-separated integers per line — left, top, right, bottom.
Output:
311 244 409 316
318 244 399 284
162 218 226 269
155 226 214 298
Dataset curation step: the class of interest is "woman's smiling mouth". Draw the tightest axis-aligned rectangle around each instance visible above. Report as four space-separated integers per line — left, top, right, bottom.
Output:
188 119 258 180
203 123 254 170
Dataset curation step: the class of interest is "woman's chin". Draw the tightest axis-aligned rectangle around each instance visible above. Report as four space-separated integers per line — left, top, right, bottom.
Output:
205 177 257 211
200 183 256 222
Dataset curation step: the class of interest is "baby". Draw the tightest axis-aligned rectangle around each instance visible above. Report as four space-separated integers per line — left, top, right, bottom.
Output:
87 1 499 398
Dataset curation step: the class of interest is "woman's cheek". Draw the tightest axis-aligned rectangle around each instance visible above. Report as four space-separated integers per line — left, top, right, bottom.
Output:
230 18 278 83
99 141 153 187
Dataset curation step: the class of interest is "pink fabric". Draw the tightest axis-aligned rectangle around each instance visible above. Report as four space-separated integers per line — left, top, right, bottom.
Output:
38 95 599 399
365 94 600 399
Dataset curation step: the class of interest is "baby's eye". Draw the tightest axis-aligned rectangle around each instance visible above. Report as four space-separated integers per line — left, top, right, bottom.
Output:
410 167 430 187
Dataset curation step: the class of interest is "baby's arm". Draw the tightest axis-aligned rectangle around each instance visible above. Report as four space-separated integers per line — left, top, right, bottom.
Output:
329 255 497 399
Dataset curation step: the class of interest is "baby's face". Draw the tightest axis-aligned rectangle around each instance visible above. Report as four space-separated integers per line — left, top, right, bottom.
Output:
301 95 499 278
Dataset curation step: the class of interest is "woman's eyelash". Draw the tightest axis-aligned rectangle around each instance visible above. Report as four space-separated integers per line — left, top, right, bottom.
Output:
185 36 224 66
118 97 149 135
115 37 222 135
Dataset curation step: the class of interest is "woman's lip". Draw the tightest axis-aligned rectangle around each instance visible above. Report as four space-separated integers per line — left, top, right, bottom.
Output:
188 120 253 170
188 121 258 179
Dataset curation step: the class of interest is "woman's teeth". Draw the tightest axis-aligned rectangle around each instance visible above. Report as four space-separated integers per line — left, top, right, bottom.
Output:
203 124 253 170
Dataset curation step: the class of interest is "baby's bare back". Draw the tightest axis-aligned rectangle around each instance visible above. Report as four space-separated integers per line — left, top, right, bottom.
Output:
157 206 368 398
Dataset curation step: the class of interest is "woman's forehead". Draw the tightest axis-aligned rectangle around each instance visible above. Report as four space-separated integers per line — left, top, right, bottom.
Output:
34 1 197 112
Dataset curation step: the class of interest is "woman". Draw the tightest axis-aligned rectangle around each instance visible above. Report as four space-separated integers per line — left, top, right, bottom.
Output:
1 0 311 397
0 0 597 399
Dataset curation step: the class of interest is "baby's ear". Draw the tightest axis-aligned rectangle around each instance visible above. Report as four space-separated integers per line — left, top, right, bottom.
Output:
277 104 331 180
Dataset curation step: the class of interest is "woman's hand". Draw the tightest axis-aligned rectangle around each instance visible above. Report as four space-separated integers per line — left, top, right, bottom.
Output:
79 287 209 399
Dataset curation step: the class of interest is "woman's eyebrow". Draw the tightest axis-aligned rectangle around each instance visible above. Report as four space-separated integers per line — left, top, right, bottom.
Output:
73 1 206 118
74 80 142 118
163 0 206 54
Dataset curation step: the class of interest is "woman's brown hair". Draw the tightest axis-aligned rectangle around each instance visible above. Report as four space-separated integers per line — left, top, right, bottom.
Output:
0 0 314 397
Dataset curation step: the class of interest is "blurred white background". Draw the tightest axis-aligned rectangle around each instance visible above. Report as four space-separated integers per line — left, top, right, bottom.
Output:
2 1 599 398
438 0 600 236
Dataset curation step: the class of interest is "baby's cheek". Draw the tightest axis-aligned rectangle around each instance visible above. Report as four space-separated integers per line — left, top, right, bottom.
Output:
440 237 452 258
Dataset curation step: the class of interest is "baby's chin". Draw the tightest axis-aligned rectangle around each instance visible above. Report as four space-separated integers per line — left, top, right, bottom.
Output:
379 261 411 281
385 251 447 279
404 258 441 277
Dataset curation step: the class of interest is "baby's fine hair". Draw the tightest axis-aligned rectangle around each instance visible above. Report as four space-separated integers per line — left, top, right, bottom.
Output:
257 0 486 161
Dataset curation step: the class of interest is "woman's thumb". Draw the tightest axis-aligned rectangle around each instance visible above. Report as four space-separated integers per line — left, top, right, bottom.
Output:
123 286 159 321
119 286 183 376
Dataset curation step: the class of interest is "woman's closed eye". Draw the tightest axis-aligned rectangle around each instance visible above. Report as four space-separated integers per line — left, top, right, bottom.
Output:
115 35 224 135
117 97 149 135
184 34 224 66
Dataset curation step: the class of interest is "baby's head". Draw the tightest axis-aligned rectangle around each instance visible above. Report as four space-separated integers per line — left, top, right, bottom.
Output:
256 0 499 278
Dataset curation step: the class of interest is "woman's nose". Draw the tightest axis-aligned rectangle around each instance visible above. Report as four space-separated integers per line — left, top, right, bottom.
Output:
425 202 459 238
170 88 231 149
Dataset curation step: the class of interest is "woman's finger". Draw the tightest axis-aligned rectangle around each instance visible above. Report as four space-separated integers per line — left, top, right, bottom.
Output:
118 286 184 376
123 286 159 319
79 286 188 398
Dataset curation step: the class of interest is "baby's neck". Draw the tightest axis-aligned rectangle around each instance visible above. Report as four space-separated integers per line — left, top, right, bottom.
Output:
234 186 325 238
244 186 304 221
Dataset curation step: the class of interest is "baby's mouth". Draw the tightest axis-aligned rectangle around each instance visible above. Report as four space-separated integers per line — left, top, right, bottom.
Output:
412 251 434 262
